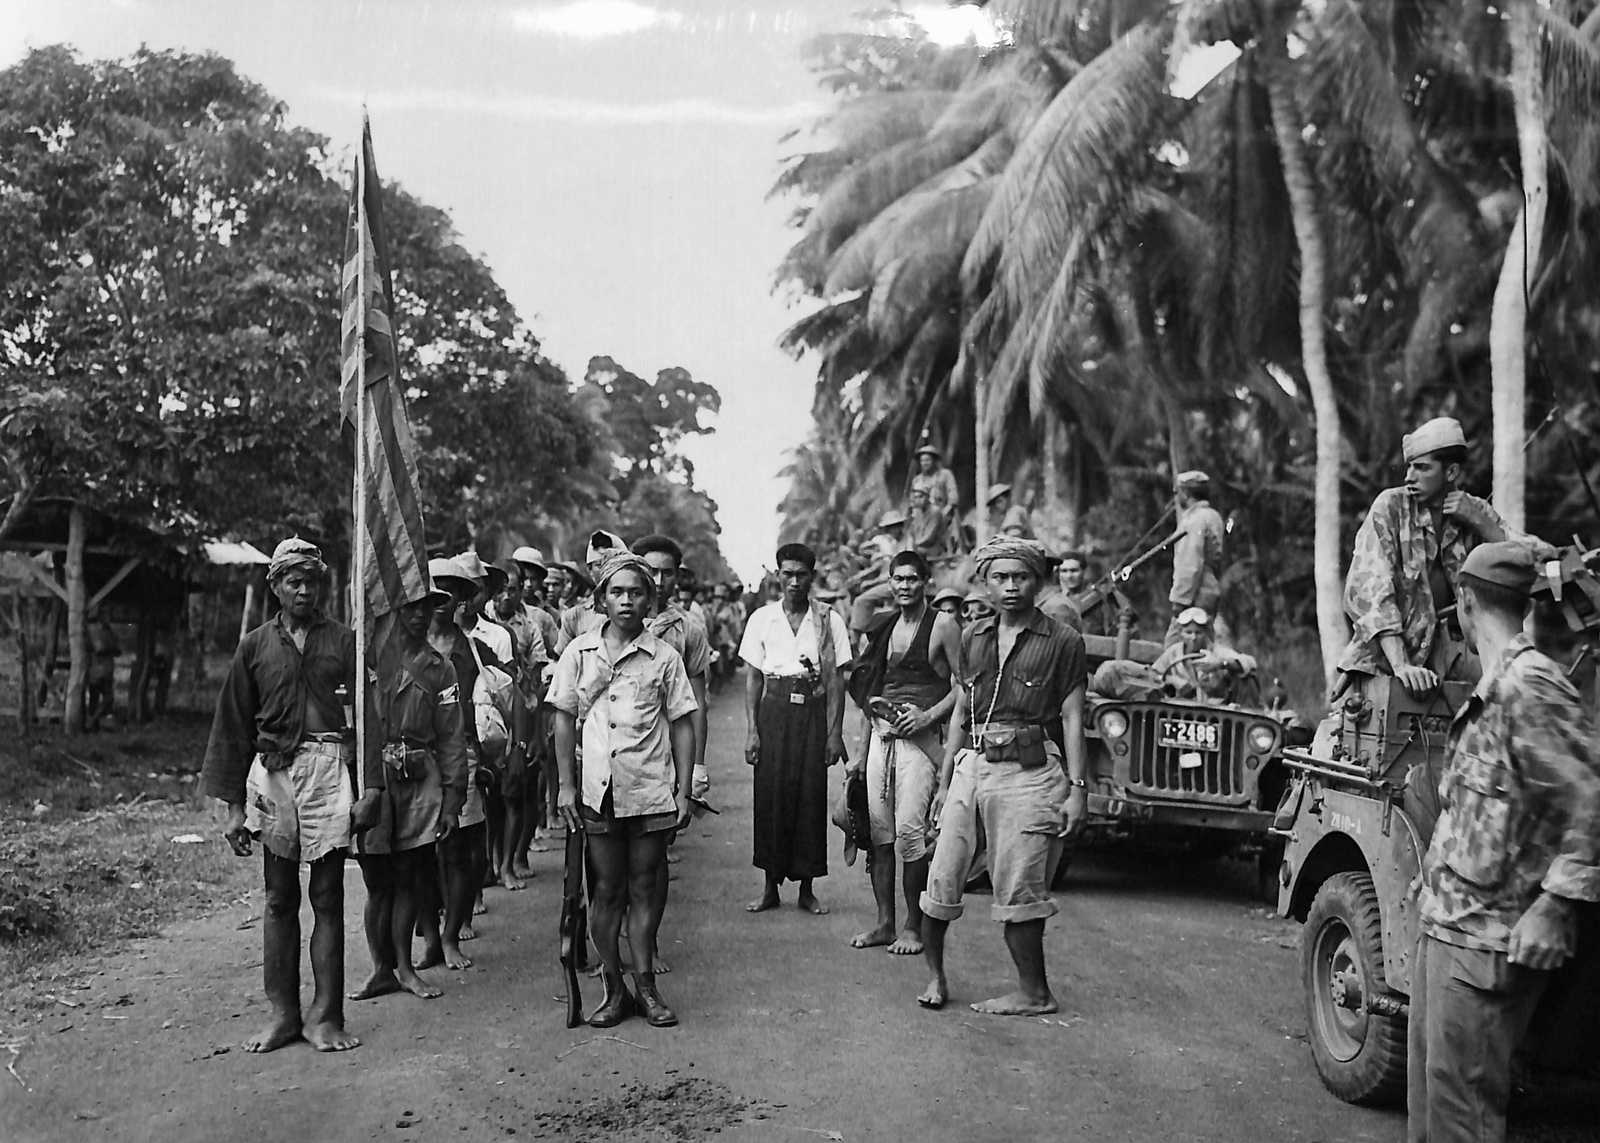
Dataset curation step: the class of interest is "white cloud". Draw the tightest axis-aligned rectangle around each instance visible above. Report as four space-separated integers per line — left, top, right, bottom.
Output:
511 1 684 40
320 85 823 128
907 4 1005 48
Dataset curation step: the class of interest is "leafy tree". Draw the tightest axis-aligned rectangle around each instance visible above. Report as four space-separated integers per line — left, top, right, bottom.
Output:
578 356 721 498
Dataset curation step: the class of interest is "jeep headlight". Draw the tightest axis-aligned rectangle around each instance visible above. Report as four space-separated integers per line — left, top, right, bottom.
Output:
1099 710 1129 740
1248 724 1277 754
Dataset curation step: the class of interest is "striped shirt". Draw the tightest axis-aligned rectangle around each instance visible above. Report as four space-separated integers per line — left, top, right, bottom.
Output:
960 609 1086 729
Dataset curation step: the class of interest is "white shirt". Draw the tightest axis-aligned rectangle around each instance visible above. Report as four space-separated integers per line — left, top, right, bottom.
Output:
739 600 853 677
468 615 514 666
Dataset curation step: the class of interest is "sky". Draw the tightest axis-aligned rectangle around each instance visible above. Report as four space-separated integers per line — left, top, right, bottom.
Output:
1 0 993 582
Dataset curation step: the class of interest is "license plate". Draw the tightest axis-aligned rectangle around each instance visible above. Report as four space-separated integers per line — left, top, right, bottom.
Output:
1158 718 1219 752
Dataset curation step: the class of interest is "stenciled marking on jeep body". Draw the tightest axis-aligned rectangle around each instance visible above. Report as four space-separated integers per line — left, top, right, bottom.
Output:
1329 810 1363 836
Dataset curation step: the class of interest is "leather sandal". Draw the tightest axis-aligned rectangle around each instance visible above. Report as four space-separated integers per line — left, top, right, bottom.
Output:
587 972 632 1028
632 973 678 1028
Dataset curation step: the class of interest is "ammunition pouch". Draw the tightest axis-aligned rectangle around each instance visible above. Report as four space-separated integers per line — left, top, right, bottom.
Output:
977 724 1049 768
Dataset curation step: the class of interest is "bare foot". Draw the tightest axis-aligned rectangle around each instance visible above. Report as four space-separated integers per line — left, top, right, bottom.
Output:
443 942 473 970
510 861 534 879
243 1015 302 1052
651 954 672 975
887 931 924 956
416 944 444 970
850 925 894 950
666 850 682 864
395 970 442 1000
459 923 477 941
916 977 948 1010
745 891 780 913
970 991 1058 1016
797 893 829 915
304 1020 361 1052
347 971 401 1001
498 871 526 891
473 895 487 916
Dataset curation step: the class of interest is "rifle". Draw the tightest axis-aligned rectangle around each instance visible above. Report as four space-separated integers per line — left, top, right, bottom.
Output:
558 827 589 1028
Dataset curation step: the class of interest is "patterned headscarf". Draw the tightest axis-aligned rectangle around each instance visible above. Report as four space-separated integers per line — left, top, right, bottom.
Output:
972 534 1050 580
591 551 658 606
267 537 328 582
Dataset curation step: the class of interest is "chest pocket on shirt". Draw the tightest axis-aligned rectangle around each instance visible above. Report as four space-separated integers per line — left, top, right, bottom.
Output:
605 671 661 729
1441 753 1515 889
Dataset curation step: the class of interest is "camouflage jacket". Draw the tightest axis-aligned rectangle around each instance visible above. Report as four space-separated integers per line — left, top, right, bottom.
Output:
1335 487 1503 677
1419 635 1600 952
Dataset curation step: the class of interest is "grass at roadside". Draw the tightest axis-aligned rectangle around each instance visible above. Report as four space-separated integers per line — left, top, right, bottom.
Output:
0 720 256 1008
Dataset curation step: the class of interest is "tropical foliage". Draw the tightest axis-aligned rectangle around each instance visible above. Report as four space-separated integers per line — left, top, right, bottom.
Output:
0 46 737 575
773 0 1600 683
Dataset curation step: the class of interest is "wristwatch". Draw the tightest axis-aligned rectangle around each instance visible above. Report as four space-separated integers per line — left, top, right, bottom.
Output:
1067 777 1087 789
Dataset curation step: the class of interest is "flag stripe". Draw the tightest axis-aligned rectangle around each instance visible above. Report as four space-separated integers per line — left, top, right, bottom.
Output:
341 117 430 619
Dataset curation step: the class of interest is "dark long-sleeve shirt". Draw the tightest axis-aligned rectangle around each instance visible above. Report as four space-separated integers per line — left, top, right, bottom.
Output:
202 612 381 805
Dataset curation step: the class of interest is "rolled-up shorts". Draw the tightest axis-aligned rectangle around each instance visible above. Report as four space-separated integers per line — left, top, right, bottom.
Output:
920 747 1068 924
580 786 677 840
865 719 940 862
245 739 354 863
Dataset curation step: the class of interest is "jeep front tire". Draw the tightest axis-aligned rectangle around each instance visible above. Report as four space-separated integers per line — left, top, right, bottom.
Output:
1302 871 1407 1105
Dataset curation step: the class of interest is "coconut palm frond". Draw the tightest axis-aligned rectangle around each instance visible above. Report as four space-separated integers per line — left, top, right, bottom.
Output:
962 20 1175 318
779 293 868 358
825 162 999 294
1537 3 1600 115
805 125 993 262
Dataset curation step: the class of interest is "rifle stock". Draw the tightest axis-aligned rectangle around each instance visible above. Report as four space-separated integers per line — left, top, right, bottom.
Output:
558 827 588 1028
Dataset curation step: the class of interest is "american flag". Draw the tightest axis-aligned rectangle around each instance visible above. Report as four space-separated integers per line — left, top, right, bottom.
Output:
340 116 429 620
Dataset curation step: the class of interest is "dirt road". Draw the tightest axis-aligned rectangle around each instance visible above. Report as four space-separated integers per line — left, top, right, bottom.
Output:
0 689 1425 1142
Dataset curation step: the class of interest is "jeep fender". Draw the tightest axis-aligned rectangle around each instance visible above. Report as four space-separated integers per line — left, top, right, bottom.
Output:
1282 782 1426 995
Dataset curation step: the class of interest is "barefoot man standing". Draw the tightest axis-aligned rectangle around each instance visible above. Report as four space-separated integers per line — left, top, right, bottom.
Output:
740 543 853 916
917 535 1088 1015
847 550 960 956
349 585 469 1004
203 538 382 1052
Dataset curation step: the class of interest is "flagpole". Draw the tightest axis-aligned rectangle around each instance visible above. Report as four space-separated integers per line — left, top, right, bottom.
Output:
352 124 368 801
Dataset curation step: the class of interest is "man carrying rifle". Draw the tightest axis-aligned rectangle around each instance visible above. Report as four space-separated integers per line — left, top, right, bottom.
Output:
549 552 698 1028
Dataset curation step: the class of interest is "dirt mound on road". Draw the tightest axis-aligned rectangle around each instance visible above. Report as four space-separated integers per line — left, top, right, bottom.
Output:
528 1076 772 1141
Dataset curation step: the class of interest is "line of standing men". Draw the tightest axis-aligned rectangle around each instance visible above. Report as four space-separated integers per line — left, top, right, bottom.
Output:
200 527 720 1048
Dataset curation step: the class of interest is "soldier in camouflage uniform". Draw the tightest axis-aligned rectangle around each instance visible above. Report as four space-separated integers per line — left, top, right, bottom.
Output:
1336 417 1510 698
1406 542 1600 1143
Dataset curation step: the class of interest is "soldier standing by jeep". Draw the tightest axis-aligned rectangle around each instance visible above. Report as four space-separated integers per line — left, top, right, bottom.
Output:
1336 417 1509 700
1407 542 1600 1143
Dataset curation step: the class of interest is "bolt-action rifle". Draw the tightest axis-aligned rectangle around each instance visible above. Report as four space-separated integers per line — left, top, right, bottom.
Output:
558 828 589 1028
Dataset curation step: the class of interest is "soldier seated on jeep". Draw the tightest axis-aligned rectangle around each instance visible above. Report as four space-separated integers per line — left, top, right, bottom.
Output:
1091 607 1258 705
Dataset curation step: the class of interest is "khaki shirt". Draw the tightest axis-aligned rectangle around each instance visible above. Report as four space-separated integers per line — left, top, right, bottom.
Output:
548 625 699 817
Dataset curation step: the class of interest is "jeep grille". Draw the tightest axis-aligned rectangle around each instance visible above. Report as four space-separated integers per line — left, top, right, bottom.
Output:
1126 707 1253 806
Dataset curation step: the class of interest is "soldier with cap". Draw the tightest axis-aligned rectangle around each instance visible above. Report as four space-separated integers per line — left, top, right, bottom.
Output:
1166 470 1226 644
202 537 382 1053
910 441 960 516
1406 541 1600 1143
984 484 1034 540
349 580 469 1004
1337 417 1511 698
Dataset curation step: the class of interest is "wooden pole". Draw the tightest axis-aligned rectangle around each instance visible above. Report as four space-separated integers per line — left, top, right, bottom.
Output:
63 504 87 735
239 578 257 644
352 133 368 799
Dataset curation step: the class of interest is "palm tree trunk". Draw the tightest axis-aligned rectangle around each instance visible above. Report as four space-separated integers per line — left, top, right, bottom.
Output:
1266 48 1348 685
969 346 992 539
1491 0 1547 531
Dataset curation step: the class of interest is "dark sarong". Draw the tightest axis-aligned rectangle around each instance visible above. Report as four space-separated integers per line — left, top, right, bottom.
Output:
753 676 829 881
